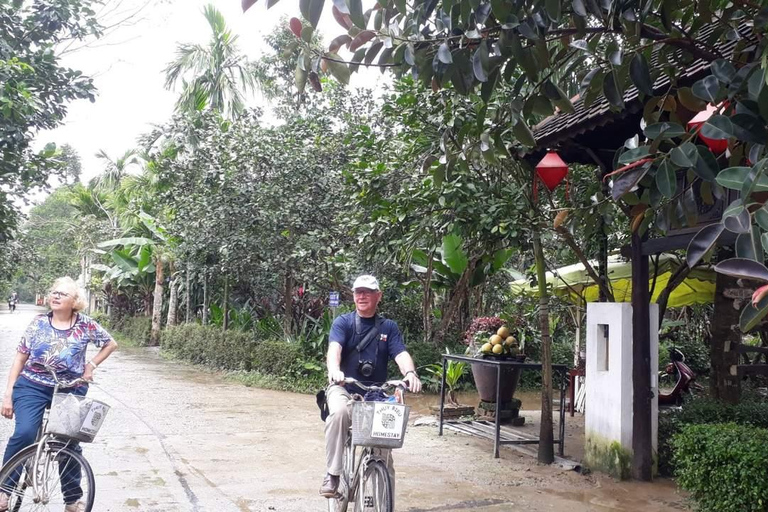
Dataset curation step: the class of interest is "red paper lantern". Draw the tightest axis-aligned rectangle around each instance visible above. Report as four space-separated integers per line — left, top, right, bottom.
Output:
687 104 728 154
536 151 569 191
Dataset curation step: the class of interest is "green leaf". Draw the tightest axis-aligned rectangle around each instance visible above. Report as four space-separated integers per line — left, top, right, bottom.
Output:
711 59 736 84
740 293 768 332
98 237 154 248
347 0 365 28
512 119 535 147
694 145 719 181
686 223 725 267
692 75 721 103
545 0 561 21
723 207 751 234
715 258 768 282
307 0 325 28
437 42 452 64
731 114 768 145
644 122 685 140
492 248 513 271
630 53 653 96
111 250 139 273
716 166 768 191
572 0 587 16
300 0 312 25
472 42 489 82
618 146 651 164
301 25 314 43
670 142 698 168
324 53 350 84
736 229 759 259
603 71 624 108
442 234 468 274
755 204 768 230
491 0 510 22
655 160 676 198
700 115 734 140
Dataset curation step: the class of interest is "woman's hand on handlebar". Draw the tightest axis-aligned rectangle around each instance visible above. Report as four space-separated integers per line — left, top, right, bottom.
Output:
1 394 13 420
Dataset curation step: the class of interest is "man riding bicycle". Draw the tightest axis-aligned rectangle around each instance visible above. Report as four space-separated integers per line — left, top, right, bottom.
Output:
320 275 422 498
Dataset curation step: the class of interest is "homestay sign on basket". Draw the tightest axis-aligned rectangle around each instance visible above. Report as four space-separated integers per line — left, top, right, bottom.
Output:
370 403 406 440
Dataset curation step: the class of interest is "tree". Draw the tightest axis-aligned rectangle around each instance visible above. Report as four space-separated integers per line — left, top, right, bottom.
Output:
164 4 259 120
0 0 100 240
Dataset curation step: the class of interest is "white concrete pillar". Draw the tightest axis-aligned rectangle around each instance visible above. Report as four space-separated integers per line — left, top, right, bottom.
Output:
584 302 658 478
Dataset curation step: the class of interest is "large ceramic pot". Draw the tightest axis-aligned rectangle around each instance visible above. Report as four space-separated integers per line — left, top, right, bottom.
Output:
471 358 523 403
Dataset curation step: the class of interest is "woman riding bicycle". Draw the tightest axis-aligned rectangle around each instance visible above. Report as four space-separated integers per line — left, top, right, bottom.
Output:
0 277 118 512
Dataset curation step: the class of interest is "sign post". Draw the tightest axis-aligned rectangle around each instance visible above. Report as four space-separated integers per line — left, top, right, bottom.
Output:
329 291 340 319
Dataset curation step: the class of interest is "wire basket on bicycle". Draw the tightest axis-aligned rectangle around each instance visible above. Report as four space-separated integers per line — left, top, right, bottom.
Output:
46 393 110 443
351 401 410 449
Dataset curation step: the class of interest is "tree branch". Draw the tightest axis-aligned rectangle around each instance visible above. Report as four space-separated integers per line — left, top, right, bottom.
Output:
555 225 615 302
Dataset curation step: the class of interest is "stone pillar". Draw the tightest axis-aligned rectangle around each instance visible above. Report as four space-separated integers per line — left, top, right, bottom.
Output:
584 303 658 479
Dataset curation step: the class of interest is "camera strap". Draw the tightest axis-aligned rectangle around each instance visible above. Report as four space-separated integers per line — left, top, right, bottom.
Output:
354 313 382 354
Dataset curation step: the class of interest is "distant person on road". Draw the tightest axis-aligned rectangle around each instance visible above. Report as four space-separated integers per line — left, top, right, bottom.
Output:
7 292 17 313
0 277 118 512
320 274 422 498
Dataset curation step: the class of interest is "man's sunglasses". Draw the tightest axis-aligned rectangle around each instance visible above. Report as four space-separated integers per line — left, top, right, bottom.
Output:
50 291 71 298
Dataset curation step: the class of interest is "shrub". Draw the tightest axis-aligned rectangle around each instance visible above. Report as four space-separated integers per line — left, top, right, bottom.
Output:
672 423 768 512
251 339 303 376
120 316 152 346
658 395 768 476
161 324 258 370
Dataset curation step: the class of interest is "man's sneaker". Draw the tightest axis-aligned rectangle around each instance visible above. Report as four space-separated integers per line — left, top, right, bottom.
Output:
319 473 340 497
64 501 86 512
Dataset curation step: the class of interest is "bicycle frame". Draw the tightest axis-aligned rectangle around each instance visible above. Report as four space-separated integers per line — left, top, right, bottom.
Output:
328 378 405 512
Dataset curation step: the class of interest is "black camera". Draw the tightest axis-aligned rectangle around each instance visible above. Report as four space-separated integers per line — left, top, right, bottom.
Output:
358 359 375 378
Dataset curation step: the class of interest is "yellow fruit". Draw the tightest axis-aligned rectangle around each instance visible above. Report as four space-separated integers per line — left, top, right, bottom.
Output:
490 334 503 345
497 326 510 339
492 344 504 354
505 336 517 346
481 343 493 353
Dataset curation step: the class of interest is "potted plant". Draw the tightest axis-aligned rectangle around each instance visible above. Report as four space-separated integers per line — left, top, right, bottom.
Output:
425 349 475 418
464 317 526 403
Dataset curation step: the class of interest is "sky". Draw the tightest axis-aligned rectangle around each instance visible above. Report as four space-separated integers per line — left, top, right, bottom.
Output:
41 0 374 187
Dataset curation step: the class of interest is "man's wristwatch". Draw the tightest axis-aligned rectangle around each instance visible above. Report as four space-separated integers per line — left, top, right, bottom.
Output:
405 370 418 378
87 360 98 370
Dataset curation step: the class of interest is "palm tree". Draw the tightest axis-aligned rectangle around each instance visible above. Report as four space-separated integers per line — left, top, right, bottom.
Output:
90 149 140 191
163 4 258 119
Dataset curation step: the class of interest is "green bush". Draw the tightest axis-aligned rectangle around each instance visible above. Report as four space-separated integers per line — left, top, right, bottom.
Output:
161 324 258 370
673 423 768 512
251 339 303 375
658 395 768 476
119 316 152 346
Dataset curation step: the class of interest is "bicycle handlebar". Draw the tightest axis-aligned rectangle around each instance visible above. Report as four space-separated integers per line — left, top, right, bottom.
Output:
28 363 91 388
342 377 409 392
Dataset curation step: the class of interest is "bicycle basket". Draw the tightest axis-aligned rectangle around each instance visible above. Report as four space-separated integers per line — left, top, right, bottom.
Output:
351 401 410 449
45 393 110 443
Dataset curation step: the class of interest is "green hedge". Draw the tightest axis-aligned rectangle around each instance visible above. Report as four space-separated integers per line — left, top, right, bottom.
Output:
659 395 768 477
161 324 258 370
673 423 768 512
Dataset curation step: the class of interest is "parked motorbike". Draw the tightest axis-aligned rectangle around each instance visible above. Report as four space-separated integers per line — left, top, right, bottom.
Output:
658 348 702 406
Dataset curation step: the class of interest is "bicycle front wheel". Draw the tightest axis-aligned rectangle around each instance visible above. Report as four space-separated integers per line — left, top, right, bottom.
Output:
355 460 392 512
0 442 95 512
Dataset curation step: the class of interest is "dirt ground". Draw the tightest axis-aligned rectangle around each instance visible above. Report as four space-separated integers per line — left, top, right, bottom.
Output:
0 306 690 511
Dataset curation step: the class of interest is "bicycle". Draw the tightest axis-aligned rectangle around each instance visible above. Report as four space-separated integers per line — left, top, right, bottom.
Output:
0 364 110 512
326 378 410 512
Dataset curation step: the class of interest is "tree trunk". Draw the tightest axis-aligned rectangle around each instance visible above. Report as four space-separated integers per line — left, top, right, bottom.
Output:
167 278 178 327
433 260 476 347
284 271 293 335
185 264 191 324
710 262 741 404
533 231 554 464
202 272 208 326
150 258 164 346
223 274 229 332
423 251 434 344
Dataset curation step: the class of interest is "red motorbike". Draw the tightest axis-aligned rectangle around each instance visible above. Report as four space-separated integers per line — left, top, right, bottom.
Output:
658 348 703 406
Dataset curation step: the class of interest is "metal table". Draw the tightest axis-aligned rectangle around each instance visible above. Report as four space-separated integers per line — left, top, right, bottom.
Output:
438 354 569 458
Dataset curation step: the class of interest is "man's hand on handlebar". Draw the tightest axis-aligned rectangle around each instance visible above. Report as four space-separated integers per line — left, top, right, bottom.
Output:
403 372 422 394
328 369 346 384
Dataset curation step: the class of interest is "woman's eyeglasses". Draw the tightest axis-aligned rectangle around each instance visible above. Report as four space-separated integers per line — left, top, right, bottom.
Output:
50 291 71 299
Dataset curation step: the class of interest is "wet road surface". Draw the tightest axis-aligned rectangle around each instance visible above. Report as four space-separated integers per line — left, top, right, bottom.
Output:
0 306 689 511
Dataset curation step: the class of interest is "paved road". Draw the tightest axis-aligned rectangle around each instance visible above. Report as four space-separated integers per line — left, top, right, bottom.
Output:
0 306 689 511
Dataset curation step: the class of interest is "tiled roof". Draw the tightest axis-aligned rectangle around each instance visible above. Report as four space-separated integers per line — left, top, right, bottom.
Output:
531 22 755 151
